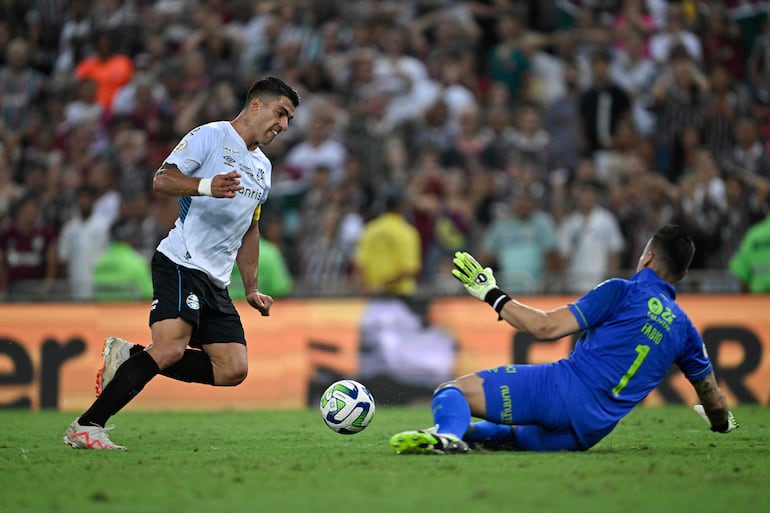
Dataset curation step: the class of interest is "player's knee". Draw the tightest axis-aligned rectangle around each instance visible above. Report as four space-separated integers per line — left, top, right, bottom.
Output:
216 363 248 386
149 344 187 369
434 380 462 395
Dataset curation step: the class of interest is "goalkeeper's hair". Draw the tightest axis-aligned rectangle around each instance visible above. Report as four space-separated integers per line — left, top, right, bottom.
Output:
245 76 301 107
649 225 695 279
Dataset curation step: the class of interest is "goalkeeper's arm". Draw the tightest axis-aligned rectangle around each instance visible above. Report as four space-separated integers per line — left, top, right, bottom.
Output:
691 371 737 433
452 251 580 340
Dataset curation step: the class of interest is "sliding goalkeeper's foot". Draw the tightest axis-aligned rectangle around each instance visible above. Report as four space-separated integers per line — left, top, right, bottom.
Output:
389 429 469 455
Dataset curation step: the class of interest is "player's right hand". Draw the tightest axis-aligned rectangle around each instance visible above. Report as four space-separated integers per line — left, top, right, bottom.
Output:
451 251 498 301
213 170 243 198
693 404 739 433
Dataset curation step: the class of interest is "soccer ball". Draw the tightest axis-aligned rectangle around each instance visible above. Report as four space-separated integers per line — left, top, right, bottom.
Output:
319 379 375 434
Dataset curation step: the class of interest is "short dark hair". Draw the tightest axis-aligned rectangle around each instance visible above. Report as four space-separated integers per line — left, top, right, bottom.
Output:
245 76 301 108
649 225 695 278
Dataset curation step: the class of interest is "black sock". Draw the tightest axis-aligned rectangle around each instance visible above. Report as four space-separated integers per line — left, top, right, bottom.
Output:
79 351 159 427
160 349 215 385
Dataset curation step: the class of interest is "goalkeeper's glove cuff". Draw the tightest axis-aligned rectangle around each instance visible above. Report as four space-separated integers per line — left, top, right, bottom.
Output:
484 288 511 316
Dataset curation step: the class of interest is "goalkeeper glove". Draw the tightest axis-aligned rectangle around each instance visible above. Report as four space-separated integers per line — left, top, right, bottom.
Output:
693 404 739 433
451 251 510 314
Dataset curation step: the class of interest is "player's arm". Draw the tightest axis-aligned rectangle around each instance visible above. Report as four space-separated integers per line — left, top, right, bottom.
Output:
236 216 272 316
452 251 580 340
153 163 242 198
691 371 738 432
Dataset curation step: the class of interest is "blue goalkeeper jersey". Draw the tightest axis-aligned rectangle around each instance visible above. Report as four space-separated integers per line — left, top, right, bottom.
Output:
560 268 712 447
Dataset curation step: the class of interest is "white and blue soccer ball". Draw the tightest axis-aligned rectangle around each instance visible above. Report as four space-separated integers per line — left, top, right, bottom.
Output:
319 379 375 434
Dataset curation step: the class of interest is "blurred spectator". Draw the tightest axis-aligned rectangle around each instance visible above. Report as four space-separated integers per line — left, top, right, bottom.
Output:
507 102 554 180
747 15 770 98
0 151 23 221
579 49 632 157
611 0 657 55
650 45 709 177
57 185 110 300
353 187 421 297
54 0 94 74
111 72 171 141
700 65 751 165
615 165 679 268
88 157 121 226
423 168 473 286
677 149 726 269
649 2 702 63
112 127 152 200
298 205 350 295
0 193 58 299
63 78 105 129
729 213 770 293
723 115 770 179
74 30 134 113
610 27 658 136
488 12 531 101
544 57 583 171
0 37 46 138
442 105 490 174
557 179 625 293
408 98 454 161
372 22 439 128
181 3 244 84
715 174 766 269
92 217 153 302
284 106 347 186
479 186 559 294
701 5 746 80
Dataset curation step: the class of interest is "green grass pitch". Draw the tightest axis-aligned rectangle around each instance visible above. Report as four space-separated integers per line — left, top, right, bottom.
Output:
1 406 767 513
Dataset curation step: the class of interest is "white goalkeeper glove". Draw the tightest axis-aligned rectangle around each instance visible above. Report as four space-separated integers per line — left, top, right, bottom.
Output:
451 251 510 314
693 404 739 433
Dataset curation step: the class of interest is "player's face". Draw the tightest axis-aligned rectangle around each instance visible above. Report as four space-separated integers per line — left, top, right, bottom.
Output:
255 96 295 146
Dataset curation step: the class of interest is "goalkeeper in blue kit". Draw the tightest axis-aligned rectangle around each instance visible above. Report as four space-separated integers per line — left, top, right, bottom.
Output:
390 225 738 454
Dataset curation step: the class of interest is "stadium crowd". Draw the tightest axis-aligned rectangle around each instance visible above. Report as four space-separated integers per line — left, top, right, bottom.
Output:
1 0 769 301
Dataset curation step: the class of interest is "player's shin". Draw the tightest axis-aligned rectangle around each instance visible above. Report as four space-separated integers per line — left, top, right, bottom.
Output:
431 386 471 438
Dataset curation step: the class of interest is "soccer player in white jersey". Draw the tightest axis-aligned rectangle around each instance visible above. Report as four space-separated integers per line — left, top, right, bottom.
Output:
64 77 300 449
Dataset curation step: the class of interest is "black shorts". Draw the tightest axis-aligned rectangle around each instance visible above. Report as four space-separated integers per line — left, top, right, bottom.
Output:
149 251 246 348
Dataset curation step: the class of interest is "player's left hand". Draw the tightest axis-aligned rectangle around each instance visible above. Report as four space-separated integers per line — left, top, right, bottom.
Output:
451 251 498 301
247 291 273 316
693 404 739 433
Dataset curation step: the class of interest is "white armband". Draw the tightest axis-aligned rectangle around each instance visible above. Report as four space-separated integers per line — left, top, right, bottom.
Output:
197 177 213 196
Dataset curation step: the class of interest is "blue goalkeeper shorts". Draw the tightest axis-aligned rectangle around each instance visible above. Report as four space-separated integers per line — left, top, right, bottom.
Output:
477 363 585 451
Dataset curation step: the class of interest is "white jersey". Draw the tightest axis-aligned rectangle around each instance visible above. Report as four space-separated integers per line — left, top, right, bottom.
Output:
157 121 271 288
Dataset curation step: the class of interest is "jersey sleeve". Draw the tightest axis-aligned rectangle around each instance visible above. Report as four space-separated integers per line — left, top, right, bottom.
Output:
164 125 218 177
676 320 713 382
568 278 626 330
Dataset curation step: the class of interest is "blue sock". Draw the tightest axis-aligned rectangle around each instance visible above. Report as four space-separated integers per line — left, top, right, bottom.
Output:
431 386 471 438
465 421 515 448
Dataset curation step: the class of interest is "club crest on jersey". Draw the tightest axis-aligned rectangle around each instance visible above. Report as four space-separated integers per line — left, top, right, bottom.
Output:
186 293 200 310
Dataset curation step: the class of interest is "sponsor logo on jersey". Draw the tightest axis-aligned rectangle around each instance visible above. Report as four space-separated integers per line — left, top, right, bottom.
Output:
150 299 158 311
223 145 239 154
223 155 236 166
186 293 200 310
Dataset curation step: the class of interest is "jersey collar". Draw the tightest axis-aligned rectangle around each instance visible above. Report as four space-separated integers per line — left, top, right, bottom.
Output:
632 267 677 299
